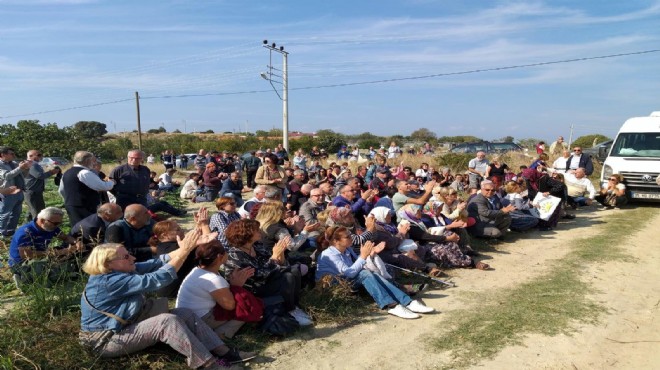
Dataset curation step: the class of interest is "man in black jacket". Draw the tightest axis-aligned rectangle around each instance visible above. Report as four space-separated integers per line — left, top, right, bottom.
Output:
565 146 594 176
242 151 262 189
69 203 122 249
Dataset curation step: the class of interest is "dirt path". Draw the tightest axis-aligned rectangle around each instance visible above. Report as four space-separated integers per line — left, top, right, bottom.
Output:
252 207 660 370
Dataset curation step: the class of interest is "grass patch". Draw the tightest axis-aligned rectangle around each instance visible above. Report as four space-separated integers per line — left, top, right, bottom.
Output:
428 206 658 369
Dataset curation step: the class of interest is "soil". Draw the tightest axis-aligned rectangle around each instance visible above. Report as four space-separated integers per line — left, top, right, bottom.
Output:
243 206 660 370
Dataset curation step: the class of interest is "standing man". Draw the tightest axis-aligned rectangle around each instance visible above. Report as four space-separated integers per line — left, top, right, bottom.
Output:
109 150 151 210
194 149 208 170
242 151 262 189
24 150 61 221
0 146 31 237
62 151 115 226
467 151 489 194
549 136 569 157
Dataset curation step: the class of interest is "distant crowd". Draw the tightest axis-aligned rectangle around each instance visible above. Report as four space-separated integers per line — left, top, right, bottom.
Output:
0 136 628 369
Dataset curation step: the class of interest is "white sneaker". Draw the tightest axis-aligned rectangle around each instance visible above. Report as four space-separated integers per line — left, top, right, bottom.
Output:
387 304 420 319
406 300 435 314
289 307 313 326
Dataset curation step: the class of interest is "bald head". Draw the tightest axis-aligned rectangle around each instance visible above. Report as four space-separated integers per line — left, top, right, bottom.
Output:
97 203 123 223
124 204 150 228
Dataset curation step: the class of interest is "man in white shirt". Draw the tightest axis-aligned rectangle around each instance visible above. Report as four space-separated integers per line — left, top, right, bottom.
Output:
237 185 267 218
551 150 570 173
564 167 596 206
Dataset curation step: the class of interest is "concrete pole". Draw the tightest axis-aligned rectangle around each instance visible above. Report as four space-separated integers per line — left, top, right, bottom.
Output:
282 52 289 152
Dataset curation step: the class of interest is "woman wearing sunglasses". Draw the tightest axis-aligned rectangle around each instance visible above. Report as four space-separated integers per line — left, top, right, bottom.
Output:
595 174 628 209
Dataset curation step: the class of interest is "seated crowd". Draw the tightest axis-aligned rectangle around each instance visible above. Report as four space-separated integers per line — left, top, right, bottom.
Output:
0 140 623 369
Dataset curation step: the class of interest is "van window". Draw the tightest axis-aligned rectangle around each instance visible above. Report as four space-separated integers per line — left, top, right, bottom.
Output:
610 133 660 158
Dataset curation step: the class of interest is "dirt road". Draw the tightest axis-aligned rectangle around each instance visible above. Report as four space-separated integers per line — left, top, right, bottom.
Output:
248 207 660 370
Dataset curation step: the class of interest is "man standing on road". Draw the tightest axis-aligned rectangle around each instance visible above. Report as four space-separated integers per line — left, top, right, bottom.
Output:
467 151 489 194
0 146 32 238
24 150 61 221
109 150 151 210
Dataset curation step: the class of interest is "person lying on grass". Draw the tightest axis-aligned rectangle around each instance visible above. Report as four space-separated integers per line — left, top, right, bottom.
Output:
315 225 435 319
79 230 255 369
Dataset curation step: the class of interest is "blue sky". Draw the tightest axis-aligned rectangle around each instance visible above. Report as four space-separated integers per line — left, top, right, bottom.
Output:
1 0 659 142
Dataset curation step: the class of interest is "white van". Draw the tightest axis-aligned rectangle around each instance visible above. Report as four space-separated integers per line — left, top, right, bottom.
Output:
601 111 660 201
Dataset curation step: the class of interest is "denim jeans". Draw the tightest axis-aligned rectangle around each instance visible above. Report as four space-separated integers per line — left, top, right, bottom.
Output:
352 269 412 309
0 192 24 236
572 196 591 206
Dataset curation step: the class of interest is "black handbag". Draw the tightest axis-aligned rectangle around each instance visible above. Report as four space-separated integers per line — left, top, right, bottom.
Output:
257 296 299 337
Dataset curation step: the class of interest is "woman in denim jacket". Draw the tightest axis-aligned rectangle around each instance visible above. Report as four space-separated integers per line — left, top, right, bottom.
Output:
79 230 253 369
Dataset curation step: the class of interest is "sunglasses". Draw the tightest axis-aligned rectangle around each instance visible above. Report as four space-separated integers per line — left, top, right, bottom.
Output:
482 188 495 192
573 149 582 152
609 178 618 181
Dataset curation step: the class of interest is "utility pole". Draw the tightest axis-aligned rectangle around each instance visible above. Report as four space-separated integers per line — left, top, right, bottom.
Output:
183 119 187 133
568 124 574 148
135 91 142 150
261 39 289 152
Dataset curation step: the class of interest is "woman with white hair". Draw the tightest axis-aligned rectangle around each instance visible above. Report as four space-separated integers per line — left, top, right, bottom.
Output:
79 230 254 368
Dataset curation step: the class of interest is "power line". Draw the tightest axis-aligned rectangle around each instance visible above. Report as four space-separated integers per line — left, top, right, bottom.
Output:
2 48 659 120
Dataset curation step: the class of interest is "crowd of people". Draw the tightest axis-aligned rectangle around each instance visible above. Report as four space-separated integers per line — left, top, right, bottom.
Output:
0 137 626 369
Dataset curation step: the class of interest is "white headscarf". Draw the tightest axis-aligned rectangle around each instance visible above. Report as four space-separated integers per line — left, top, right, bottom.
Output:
369 207 392 223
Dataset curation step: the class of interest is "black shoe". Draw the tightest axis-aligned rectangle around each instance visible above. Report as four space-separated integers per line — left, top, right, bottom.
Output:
221 347 257 364
562 214 576 219
538 226 552 231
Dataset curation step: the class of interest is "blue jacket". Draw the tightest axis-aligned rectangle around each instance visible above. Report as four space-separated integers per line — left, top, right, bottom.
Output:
315 246 366 281
80 256 176 333
331 195 372 215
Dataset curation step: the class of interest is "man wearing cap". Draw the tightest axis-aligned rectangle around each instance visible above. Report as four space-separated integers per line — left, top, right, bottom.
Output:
242 150 262 189
109 150 150 210
392 179 437 212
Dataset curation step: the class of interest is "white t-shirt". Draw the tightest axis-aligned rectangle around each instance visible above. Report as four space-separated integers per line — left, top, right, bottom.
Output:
552 157 569 173
158 173 172 186
180 179 198 199
175 267 230 317
388 146 400 159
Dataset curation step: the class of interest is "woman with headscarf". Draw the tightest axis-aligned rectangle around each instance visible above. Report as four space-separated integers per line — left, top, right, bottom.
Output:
420 201 476 256
397 204 489 270
368 207 443 276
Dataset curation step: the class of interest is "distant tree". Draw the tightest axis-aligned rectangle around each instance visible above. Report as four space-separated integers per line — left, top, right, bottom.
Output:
204 129 215 134
172 129 182 133
498 136 515 143
409 128 437 143
358 138 381 149
0 120 74 157
268 128 283 137
385 135 406 146
73 121 107 139
315 130 346 152
571 134 611 149
255 130 269 137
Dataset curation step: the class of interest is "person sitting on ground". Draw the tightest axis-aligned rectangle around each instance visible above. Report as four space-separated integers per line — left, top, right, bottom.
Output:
148 171 159 190
421 201 475 255
595 174 628 209
146 189 188 218
69 203 123 250
373 185 397 215
176 238 256 341
219 171 249 207
79 232 256 368
325 206 377 247
502 181 540 232
466 180 514 239
180 173 202 200
209 196 242 248
331 184 375 218
563 167 596 207
255 201 319 255
158 168 181 192
9 207 84 286
223 219 313 326
415 163 429 180
392 179 437 213
105 204 155 262
397 204 488 270
368 207 442 276
437 167 454 188
151 211 218 298
530 153 549 171
565 146 594 176
551 150 571 173
316 226 434 319
237 185 268 218
449 173 467 192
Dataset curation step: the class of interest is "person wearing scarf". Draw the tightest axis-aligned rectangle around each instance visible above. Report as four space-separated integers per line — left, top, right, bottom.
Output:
397 205 489 270
421 201 476 256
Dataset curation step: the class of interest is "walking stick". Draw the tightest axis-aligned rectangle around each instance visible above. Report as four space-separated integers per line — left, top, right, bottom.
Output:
385 263 455 288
